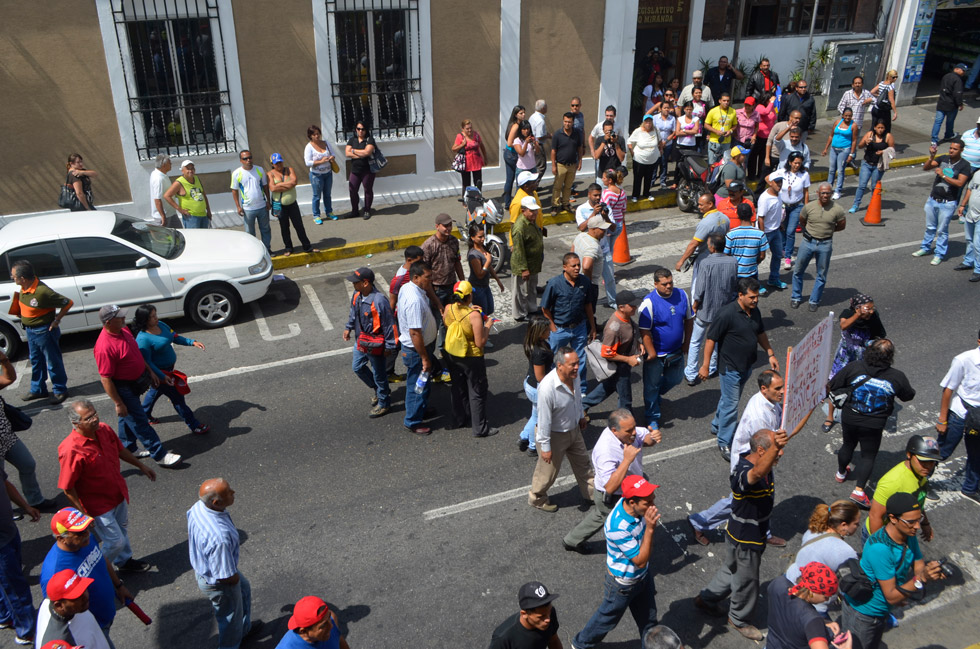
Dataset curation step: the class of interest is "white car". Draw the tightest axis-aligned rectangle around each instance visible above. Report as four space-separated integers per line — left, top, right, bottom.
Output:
0 211 272 357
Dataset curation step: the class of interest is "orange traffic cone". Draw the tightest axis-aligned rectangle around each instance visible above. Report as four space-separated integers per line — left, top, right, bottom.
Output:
613 220 633 265
861 181 885 226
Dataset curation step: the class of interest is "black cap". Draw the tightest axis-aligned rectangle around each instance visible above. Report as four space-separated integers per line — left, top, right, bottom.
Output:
736 202 754 221
616 289 640 307
518 581 559 610
346 267 375 283
885 492 921 517
728 179 745 192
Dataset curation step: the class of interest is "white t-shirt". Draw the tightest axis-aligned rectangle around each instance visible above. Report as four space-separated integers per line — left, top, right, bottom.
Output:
572 231 603 281
940 347 980 419
575 202 601 228
148 168 169 223
529 111 548 140
756 191 784 233
36 601 111 649
770 168 810 205
628 127 661 165
965 170 980 223
230 166 268 209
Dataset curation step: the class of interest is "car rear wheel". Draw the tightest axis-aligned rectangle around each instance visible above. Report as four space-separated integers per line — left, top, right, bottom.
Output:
0 322 20 359
187 284 240 328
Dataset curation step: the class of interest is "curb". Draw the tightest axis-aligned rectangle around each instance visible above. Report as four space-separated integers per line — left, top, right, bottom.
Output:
271 154 930 270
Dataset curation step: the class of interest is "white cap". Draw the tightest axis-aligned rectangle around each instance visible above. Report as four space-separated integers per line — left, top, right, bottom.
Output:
586 215 612 230
180 159 195 169
517 170 537 186
520 196 541 211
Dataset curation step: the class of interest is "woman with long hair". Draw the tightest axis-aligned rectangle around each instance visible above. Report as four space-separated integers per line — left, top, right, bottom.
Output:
64 153 98 211
642 73 665 113
345 120 377 220
766 151 811 271
132 304 209 435
452 119 487 199
519 315 553 457
502 105 526 210
513 120 540 177
442 281 497 437
849 120 894 214
870 69 899 134
466 222 505 320
822 107 859 200
823 293 886 432
304 124 337 223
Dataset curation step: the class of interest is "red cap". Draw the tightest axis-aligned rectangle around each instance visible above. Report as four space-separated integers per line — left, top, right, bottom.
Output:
42 642 84 649
621 475 658 499
288 596 330 630
743 96 756 106
51 507 94 536
46 569 94 601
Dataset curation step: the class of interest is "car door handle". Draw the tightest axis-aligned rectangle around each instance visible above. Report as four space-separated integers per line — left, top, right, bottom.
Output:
0 296 8 301
82 286 96 291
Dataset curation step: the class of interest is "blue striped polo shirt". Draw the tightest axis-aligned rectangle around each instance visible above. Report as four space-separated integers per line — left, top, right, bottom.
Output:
604 499 647 582
187 500 240 584
725 225 769 277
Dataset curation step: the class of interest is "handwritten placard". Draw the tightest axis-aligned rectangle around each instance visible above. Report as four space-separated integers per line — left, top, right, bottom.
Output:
781 313 835 435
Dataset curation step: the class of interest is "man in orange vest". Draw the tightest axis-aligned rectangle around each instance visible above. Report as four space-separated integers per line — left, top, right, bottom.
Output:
9 260 73 403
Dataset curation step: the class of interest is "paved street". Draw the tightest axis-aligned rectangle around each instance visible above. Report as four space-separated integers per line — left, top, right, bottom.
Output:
5 160 980 649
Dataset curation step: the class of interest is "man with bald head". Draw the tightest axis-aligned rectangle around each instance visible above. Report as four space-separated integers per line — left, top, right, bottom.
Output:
188 479 261 648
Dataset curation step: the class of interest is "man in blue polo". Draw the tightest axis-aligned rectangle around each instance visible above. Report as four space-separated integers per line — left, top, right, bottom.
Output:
541 252 596 393
638 269 692 431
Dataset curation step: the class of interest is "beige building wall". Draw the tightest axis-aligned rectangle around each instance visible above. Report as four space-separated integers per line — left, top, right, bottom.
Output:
0 2 130 215
430 0 502 171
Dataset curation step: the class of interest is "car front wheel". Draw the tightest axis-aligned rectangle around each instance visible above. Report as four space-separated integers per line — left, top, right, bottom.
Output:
187 284 240 328
0 322 20 359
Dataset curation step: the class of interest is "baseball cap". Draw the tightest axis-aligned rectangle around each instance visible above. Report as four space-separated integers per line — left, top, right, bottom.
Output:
517 170 537 186
287 596 330 630
743 96 756 106
728 179 746 192
346 267 375 284
730 145 749 157
520 196 541 211
622 475 658 499
955 62 970 71
270 152 283 164
435 212 453 226
46 569 94 601
642 114 654 121
51 508 94 536
616 289 640 307
180 159 195 169
453 280 473 298
885 492 921 517
41 642 83 649
586 215 612 230
518 581 559 610
693 70 703 78
98 304 127 324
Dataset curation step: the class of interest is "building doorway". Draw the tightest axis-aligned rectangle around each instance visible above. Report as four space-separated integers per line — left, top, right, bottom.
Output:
631 0 690 129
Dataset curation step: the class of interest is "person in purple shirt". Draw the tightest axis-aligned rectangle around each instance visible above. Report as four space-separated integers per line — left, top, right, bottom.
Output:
276 596 350 649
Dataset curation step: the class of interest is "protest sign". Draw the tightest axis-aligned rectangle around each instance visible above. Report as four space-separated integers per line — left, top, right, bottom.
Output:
781 313 835 435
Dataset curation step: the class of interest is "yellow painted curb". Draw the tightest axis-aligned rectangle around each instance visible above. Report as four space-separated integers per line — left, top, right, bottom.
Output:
272 155 930 270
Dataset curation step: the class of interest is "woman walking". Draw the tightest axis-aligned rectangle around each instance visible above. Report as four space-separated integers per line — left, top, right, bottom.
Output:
502 105 526 210
346 120 377 220
828 339 915 508
442 281 497 438
64 153 98 211
823 294 886 432
822 107 859 200
132 304 210 435
766 151 810 270
268 153 318 256
466 223 505 320
304 125 338 223
451 119 487 199
785 501 861 617
870 70 899 134
519 316 553 457
628 115 661 201
850 120 894 213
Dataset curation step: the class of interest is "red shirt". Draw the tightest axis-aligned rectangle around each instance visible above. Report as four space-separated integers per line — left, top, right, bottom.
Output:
57 423 129 516
718 197 757 229
94 327 146 380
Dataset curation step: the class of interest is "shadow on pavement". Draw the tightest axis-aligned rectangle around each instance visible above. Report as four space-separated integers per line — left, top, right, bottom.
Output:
169 399 267 460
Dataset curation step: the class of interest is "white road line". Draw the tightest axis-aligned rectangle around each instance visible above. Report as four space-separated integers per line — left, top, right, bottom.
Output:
223 326 240 350
9 361 28 390
250 303 301 341
834 232 965 262
423 438 716 521
302 284 334 331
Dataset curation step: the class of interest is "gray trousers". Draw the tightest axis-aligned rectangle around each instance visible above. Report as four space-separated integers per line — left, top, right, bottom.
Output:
841 599 885 649
564 489 614 547
512 272 539 319
698 540 762 626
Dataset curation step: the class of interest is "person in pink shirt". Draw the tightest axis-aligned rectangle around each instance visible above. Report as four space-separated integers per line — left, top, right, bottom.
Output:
735 99 760 172
749 96 778 181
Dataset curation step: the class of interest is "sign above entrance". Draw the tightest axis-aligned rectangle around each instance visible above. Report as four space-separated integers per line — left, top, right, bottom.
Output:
638 0 687 26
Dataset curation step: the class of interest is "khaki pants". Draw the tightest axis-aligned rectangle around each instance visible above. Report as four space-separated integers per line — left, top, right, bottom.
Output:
528 428 594 507
552 163 576 210
512 272 539 319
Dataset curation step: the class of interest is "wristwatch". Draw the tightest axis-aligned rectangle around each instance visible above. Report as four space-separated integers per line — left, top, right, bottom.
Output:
914 578 924 590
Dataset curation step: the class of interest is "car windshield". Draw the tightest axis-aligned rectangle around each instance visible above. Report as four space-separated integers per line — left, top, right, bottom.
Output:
111 214 185 259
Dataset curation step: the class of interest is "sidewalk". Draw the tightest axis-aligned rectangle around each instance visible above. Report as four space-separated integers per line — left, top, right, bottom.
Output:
258 101 968 270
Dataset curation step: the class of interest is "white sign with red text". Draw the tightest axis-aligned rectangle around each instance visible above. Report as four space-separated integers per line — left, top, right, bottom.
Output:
781 313 835 435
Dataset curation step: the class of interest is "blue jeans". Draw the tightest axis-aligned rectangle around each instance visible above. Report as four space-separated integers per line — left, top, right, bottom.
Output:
689 494 733 531
25 323 67 395
642 353 684 428
711 369 749 447
708 141 727 165
573 571 658 649
243 208 271 252
4 438 44 506
92 500 133 567
600 223 620 307
502 148 519 209
583 362 633 410
116 382 165 461
685 318 717 382
765 230 785 283
520 378 538 450
782 202 804 259
402 343 434 428
549 321 589 393
964 219 980 271
197 573 252 649
828 146 850 193
792 237 834 305
142 379 202 431
655 142 675 183
939 411 967 460
310 171 334 217
352 349 390 409
852 161 884 210
472 286 494 316
920 197 958 259
182 215 210 228
931 109 958 142
0 532 34 639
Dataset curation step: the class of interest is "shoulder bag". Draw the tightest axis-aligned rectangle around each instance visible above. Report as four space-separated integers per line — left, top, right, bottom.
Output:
368 141 388 174
585 339 617 381
2 401 32 432
838 542 908 605
828 373 874 409
452 135 467 172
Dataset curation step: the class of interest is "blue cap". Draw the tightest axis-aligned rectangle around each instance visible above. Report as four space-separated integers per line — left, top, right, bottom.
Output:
270 152 283 164
642 114 654 121
730 145 749 157
956 62 970 71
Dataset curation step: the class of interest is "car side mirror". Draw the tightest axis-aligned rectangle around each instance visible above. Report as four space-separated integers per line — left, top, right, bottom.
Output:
136 256 160 269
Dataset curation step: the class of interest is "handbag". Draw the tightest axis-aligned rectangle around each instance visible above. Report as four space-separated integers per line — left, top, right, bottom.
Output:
585 339 617 382
828 373 873 410
58 184 76 209
369 147 388 174
271 194 282 218
452 149 467 173
330 158 340 173
963 400 980 438
164 369 191 395
3 401 32 432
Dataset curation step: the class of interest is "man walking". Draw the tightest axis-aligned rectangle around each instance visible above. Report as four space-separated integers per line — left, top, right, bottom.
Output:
704 93 737 165
423 212 464 379
563 409 661 553
541 253 596 391
936 329 980 503
684 234 737 387
724 203 770 294
0 463 39 646
551 112 584 215
572 216 611 299
675 193 730 281
757 176 788 289
529 100 550 184
344 267 396 418
10 260 72 404
932 63 968 146
398 262 439 436
230 149 271 253
700 278 780 460
58 400 157 573
915 139 971 266
572 476 661 648
94 305 181 466
836 76 875 132
489 582 561 649
791 183 846 311
277 595 351 649
638 269 692 431
149 153 173 226
188 478 261 649
582 291 641 411
511 196 545 321
527 348 594 513
716 181 756 229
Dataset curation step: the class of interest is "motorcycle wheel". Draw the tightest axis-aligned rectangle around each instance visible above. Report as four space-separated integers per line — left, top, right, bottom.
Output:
488 238 508 274
676 180 698 213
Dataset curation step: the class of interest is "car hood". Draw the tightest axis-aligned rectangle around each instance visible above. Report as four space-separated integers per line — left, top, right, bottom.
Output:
174 229 268 266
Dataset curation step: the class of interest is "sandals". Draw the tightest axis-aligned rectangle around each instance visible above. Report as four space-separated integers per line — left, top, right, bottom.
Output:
821 419 836 433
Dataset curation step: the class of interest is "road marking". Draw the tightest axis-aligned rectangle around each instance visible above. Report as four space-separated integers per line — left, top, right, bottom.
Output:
835 232 965 262
250 303 301 341
302 284 334 331
223 326 240 349
9 361 28 390
423 438 716 521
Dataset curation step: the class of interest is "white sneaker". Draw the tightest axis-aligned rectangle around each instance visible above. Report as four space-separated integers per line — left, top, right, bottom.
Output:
912 249 931 257
831 191 840 200
157 451 182 467
134 449 151 459
930 256 943 266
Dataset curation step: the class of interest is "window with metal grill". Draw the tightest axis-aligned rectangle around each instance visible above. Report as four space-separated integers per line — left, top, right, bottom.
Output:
326 0 424 141
111 0 238 160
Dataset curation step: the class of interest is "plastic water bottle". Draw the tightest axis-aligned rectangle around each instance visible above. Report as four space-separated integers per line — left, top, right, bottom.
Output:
414 371 430 394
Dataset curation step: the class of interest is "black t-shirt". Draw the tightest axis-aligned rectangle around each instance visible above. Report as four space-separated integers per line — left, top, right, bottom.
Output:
347 135 378 175
930 155 972 202
765 575 830 649
526 345 553 388
706 300 765 375
596 134 625 173
827 359 915 428
838 307 887 339
489 610 558 649
552 128 583 165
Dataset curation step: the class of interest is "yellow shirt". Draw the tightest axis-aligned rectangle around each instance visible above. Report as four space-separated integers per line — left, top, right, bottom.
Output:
705 106 737 144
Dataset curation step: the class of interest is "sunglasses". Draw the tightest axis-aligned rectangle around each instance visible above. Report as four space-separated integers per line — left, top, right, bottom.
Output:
355 127 366 131
571 103 581 107
241 156 252 160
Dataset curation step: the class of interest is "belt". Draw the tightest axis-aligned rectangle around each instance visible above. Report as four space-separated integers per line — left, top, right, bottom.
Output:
802 232 832 243
931 196 955 203
23 322 55 330
556 320 583 330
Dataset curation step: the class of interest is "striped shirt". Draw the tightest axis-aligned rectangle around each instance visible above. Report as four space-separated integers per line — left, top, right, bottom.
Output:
724 225 769 277
604 499 648 582
187 500 240 584
601 187 627 224
727 454 775 551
